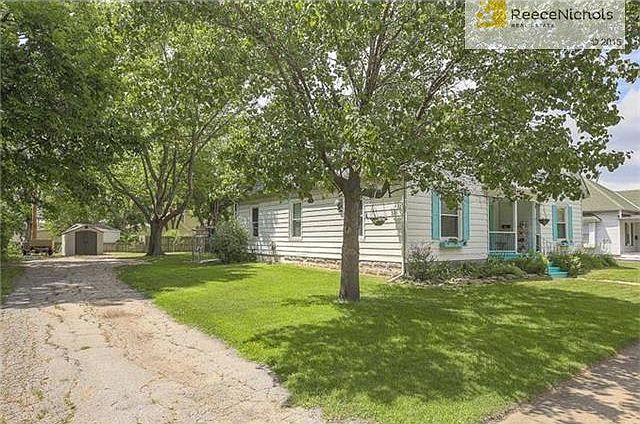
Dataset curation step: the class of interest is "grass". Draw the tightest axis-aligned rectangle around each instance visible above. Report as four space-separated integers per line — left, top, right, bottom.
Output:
119 255 640 424
582 261 639 283
105 251 147 259
1 258 24 302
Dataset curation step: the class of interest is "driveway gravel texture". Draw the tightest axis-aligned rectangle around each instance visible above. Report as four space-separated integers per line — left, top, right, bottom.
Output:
0 257 331 424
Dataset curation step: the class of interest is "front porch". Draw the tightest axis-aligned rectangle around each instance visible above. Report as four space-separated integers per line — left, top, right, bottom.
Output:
620 216 640 254
488 198 545 257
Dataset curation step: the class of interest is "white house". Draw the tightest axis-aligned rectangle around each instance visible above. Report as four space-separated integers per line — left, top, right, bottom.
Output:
236 184 582 273
94 223 121 244
582 180 640 256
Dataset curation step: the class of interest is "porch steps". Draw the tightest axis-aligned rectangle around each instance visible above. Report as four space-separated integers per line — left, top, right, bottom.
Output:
547 263 569 279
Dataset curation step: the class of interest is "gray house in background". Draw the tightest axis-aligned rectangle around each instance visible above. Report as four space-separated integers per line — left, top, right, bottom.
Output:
582 180 640 256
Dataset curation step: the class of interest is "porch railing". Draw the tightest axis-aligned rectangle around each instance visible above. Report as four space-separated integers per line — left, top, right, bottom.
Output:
489 231 516 252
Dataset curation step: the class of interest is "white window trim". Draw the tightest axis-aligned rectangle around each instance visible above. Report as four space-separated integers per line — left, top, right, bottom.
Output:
440 199 462 240
289 201 303 240
359 200 366 241
588 222 596 247
556 206 567 241
251 206 259 238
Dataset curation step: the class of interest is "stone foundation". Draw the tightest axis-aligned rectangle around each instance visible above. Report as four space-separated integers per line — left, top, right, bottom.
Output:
255 254 402 277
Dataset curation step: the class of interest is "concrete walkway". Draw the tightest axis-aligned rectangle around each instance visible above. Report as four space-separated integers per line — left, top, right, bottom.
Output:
619 253 640 262
0 257 327 424
494 342 640 424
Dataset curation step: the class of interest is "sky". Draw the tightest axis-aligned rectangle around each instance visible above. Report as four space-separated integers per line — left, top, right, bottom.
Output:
597 49 640 191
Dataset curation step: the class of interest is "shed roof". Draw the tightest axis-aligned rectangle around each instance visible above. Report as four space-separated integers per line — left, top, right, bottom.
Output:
582 180 640 213
93 223 120 232
62 224 106 235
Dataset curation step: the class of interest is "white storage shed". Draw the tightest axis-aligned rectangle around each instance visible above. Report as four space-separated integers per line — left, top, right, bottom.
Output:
61 224 105 256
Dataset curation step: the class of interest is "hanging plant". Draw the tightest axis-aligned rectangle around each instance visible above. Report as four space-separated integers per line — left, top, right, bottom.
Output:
369 216 387 226
538 218 550 226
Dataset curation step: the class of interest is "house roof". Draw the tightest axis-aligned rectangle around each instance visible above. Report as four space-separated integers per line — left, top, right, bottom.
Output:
582 180 640 213
62 224 106 235
582 215 602 223
617 189 640 209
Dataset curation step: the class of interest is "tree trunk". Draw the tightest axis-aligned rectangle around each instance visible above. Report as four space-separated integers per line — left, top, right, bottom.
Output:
147 218 164 256
339 175 361 302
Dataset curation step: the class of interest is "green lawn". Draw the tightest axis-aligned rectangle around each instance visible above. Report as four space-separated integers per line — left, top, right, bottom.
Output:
582 261 640 283
105 251 148 259
1 260 24 302
119 255 640 424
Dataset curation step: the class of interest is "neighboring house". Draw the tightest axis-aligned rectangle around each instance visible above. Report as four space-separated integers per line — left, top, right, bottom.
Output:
236 183 583 272
94 223 121 244
582 180 640 255
140 210 200 240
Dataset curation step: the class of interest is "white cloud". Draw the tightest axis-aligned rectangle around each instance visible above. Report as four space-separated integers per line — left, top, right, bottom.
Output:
599 87 640 190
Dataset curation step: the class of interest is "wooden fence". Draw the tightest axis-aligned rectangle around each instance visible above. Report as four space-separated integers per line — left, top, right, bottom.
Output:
104 236 194 253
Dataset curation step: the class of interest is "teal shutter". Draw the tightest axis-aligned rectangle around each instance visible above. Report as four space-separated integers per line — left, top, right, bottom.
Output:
551 205 558 240
462 195 470 241
488 198 494 231
567 205 573 243
431 191 441 240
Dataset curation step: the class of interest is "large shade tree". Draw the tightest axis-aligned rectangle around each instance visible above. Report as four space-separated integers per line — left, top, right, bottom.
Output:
0 2 118 254
225 1 638 301
100 4 248 256
192 138 256 228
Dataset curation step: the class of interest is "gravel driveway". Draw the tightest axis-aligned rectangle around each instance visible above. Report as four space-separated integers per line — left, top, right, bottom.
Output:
0 257 326 424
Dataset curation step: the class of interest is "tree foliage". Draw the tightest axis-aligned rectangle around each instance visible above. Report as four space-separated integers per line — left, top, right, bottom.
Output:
192 137 256 227
1 1 119 251
3 1 637 302
99 3 249 255
223 1 638 300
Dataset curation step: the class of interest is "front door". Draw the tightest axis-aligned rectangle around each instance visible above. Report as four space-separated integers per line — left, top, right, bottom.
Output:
75 231 97 255
625 222 640 252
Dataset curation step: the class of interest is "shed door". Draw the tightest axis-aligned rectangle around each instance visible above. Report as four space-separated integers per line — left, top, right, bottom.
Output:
75 231 97 255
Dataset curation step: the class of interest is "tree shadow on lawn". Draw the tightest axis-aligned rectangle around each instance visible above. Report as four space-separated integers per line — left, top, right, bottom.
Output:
250 283 640 423
120 261 259 297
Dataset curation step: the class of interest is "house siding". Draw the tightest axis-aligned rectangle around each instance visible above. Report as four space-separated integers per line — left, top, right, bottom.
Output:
405 190 488 261
237 190 404 263
237 189 583 264
593 212 621 255
532 201 583 252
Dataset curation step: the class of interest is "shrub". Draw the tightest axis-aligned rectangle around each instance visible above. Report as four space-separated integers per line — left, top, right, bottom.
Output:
474 257 525 278
548 251 617 277
512 251 548 275
211 219 253 264
406 245 525 283
406 245 460 283
575 251 617 270
548 253 583 277
602 254 618 267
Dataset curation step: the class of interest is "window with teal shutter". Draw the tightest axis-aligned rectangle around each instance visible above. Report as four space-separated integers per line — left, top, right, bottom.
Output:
567 205 573 243
463 195 470 241
431 192 440 240
551 205 558 240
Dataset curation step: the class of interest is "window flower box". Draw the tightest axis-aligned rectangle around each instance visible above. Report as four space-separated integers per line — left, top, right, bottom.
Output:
439 238 466 249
